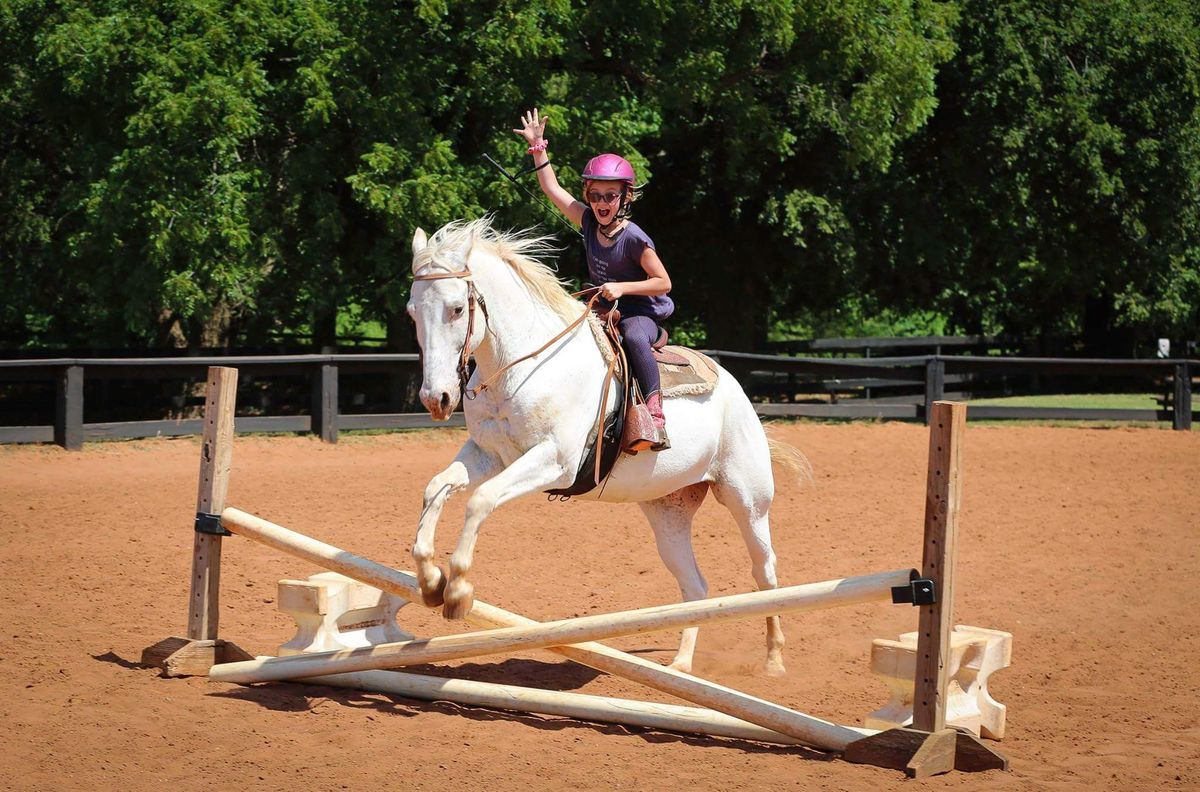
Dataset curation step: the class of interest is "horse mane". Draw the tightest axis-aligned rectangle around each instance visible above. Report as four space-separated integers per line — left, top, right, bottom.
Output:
417 217 584 324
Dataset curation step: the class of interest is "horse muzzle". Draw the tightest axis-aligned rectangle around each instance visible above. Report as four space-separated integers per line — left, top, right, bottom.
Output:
420 385 460 421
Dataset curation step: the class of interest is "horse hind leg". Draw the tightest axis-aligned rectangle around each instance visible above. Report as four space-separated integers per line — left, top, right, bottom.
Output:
711 476 787 677
638 482 710 674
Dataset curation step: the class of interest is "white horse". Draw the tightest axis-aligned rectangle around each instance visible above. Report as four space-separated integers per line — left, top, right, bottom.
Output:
407 218 809 675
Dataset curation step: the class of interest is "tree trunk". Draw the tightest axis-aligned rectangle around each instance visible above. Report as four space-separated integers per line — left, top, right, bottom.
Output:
156 309 189 349
1081 293 1116 357
312 309 338 353
200 301 233 351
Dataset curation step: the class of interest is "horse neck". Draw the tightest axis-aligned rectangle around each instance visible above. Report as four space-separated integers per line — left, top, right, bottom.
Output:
469 252 596 382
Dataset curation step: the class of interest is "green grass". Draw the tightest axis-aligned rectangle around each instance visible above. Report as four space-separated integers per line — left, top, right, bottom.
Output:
967 393 1162 409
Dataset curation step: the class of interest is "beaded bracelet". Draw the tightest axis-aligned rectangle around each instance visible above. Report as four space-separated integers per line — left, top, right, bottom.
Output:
527 139 549 154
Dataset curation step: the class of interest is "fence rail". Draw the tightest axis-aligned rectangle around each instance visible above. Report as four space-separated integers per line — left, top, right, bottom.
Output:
0 352 1193 449
762 334 1022 355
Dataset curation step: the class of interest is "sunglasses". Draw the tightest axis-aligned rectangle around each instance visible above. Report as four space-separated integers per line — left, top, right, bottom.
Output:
586 190 623 204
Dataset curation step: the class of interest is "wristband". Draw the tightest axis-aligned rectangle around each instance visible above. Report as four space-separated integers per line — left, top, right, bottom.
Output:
527 140 548 154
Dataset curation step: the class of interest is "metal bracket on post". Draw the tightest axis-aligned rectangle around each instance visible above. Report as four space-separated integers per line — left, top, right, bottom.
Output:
892 576 937 606
194 511 231 537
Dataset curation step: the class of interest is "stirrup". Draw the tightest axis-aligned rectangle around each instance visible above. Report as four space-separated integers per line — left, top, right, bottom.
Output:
624 437 654 454
650 427 671 452
621 402 658 454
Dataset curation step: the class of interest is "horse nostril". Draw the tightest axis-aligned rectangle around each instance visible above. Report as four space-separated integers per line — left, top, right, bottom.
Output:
440 392 451 410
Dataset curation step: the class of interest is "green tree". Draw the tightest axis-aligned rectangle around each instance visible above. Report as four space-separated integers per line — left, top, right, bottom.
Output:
0 1 964 352
854 0 1200 352
2 0 286 347
531 0 958 349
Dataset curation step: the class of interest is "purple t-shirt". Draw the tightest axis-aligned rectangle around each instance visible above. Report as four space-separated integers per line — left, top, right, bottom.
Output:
581 211 674 321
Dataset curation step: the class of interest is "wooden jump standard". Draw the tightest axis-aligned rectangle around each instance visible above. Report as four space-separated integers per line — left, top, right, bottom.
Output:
144 366 1007 777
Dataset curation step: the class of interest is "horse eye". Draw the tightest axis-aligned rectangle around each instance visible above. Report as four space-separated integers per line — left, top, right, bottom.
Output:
452 306 464 318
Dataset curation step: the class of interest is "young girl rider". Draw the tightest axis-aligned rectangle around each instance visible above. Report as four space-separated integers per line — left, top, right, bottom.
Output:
514 107 673 451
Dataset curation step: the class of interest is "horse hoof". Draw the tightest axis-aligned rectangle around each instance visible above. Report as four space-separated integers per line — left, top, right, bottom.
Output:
419 566 446 608
442 579 475 620
763 659 787 678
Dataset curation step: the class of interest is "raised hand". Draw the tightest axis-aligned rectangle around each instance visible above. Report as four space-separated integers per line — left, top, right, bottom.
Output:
512 108 548 147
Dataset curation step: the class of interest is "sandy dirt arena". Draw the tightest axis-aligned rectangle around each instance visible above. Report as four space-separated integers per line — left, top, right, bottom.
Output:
0 420 1197 791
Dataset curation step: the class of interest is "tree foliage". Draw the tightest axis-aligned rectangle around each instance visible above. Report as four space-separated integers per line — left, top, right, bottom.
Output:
1 0 1197 351
853 0 1200 350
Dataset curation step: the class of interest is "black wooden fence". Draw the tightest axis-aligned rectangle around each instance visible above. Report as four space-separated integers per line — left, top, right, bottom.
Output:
710 352 1195 429
0 352 1193 449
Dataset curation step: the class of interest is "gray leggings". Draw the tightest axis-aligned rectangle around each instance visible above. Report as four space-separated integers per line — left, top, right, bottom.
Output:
618 315 661 398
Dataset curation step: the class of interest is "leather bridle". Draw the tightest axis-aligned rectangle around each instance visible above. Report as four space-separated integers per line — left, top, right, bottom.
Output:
410 268 490 400
411 267 622 485
411 267 609 400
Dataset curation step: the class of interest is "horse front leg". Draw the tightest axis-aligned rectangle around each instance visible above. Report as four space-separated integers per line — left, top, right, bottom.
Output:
414 440 500 607
442 440 568 620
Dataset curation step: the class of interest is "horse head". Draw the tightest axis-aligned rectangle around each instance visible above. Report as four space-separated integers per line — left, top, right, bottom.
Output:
408 227 486 420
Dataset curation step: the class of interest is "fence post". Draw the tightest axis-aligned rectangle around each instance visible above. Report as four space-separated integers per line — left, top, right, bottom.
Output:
312 363 339 443
924 357 945 425
1175 362 1192 431
864 347 872 400
54 364 84 450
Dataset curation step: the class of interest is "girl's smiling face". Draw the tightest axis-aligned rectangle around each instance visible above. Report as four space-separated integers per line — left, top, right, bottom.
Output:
585 180 625 224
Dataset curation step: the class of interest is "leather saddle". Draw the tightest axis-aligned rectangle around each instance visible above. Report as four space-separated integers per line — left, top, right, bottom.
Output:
545 307 695 500
603 307 692 366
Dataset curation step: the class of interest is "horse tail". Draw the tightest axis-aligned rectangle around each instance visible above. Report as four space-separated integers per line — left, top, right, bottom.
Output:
765 429 814 489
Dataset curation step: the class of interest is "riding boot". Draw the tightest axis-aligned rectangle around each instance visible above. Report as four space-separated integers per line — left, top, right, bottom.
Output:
646 392 671 451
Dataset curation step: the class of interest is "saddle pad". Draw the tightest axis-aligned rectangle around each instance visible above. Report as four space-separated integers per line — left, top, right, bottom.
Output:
658 346 720 398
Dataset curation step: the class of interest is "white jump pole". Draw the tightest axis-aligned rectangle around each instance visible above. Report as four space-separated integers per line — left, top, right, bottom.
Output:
212 567 909 685
293 667 807 745
215 506 888 750
212 568 908 683
210 534 906 647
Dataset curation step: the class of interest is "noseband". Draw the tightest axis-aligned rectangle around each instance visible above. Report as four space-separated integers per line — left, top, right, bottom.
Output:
411 267 490 400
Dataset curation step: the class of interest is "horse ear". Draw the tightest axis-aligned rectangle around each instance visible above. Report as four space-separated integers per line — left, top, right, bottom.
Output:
411 228 428 271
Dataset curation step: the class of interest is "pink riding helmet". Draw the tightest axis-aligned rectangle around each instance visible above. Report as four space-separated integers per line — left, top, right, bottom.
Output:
581 153 636 184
